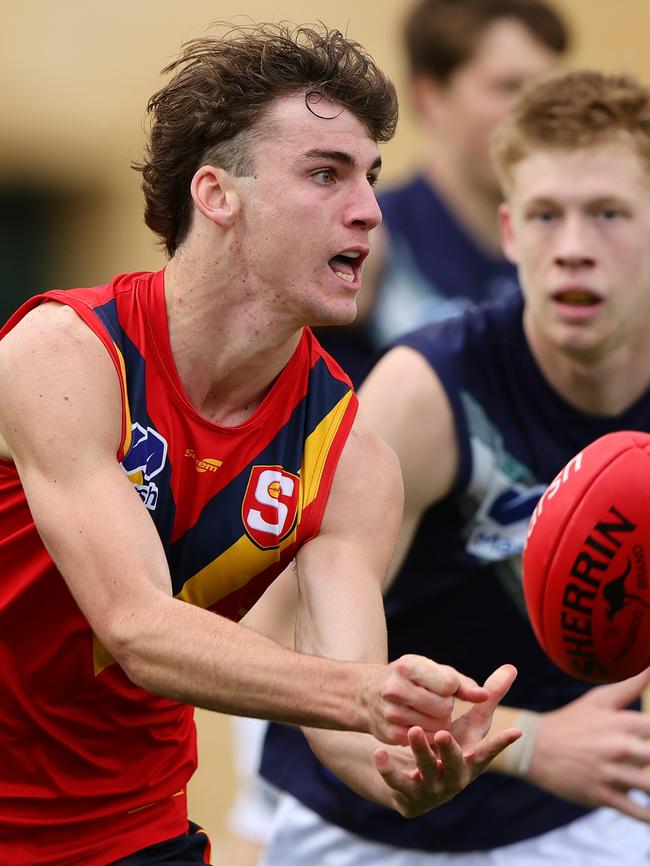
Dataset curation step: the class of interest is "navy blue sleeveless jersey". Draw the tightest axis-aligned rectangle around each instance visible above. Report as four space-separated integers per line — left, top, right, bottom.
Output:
261 293 649 852
369 175 519 347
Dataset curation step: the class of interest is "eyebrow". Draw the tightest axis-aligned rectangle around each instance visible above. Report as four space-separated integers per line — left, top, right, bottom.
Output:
301 149 382 172
525 194 629 208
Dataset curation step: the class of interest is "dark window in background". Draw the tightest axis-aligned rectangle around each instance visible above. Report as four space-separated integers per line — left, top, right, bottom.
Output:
0 188 52 326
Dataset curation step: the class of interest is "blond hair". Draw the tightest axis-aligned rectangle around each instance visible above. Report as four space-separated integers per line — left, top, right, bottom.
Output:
491 69 650 193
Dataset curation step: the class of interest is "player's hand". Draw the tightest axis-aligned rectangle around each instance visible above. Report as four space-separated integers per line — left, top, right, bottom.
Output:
527 667 650 822
363 654 493 746
373 664 520 817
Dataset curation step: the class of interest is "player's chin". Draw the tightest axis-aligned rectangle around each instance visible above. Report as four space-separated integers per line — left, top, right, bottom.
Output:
312 299 359 328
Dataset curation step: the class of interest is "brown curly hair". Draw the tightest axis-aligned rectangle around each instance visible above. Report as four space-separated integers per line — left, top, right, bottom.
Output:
134 23 398 257
491 70 650 193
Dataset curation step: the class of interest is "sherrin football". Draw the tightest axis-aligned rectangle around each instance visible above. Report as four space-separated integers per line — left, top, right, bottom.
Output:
523 430 650 683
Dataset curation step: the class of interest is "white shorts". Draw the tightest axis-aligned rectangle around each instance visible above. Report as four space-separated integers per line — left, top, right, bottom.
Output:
226 717 280 844
261 792 650 866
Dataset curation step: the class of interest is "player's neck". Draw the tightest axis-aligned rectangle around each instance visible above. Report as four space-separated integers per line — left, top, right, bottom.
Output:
162 253 302 427
525 316 650 416
424 159 503 256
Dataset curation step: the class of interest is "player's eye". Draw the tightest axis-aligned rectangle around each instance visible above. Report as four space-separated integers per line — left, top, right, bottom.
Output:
530 210 556 223
311 169 336 185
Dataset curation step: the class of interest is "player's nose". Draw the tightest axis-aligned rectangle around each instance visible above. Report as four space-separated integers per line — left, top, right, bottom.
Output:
347 179 382 230
554 214 595 269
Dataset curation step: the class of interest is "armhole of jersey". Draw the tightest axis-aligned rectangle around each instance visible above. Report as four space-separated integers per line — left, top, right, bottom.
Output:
440 380 472 497
27 292 131 461
391 335 473 498
300 389 358 542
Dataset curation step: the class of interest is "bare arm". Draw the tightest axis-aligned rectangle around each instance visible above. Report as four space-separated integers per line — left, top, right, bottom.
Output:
295 414 489 740
361 346 650 821
294 400 518 809
0 305 480 743
359 345 460 588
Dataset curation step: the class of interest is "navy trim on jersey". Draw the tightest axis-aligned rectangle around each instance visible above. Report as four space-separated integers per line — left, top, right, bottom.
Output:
262 292 648 852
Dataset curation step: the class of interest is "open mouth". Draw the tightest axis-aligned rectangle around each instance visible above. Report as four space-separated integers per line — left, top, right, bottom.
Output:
553 289 601 306
328 250 363 284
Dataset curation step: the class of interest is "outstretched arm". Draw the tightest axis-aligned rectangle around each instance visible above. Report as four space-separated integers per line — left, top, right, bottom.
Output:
0 303 481 743
293 415 490 746
291 410 520 807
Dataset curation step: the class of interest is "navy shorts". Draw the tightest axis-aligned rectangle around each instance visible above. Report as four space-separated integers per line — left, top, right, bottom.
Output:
108 822 212 865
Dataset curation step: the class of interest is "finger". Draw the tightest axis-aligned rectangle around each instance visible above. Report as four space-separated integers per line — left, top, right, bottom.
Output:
373 747 416 792
588 666 650 709
609 765 650 795
465 727 522 769
402 656 488 703
432 729 465 778
482 664 518 702
614 710 650 738
618 736 650 766
452 665 519 738
406 726 444 781
469 664 518 723
453 673 489 703
380 686 454 738
605 788 650 823
373 744 447 819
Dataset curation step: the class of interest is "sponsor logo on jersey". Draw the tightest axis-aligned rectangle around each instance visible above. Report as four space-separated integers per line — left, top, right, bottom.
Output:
466 483 547 561
242 465 300 549
121 421 168 510
184 448 223 473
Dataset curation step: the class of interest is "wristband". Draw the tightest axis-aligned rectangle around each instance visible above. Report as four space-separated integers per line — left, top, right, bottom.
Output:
502 710 543 778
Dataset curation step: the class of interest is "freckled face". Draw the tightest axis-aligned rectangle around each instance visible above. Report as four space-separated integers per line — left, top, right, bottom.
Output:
234 92 383 328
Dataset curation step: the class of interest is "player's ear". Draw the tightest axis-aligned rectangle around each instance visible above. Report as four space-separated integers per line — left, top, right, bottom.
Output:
190 165 242 229
409 73 446 125
499 202 518 265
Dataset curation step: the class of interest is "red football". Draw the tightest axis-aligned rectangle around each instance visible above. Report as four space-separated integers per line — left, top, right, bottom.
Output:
523 430 650 683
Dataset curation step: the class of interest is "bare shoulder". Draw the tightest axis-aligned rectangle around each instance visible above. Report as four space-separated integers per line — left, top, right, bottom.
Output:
0 301 122 464
0 301 111 373
359 345 458 512
360 345 448 424
335 410 403 499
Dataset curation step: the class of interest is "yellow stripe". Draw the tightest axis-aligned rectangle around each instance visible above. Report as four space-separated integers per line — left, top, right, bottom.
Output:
177 389 354 611
176 528 298 608
93 634 115 675
301 389 354 505
93 389 354 673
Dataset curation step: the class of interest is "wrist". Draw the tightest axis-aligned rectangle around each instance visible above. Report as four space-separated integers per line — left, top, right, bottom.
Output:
501 710 543 779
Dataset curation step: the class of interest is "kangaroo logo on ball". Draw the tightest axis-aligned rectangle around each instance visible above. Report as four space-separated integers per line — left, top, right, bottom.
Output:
603 556 650 622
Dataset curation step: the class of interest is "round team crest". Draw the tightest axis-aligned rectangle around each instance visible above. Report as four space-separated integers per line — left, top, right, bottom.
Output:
242 465 300 549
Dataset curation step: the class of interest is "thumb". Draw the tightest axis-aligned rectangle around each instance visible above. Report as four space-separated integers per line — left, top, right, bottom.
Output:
586 665 650 709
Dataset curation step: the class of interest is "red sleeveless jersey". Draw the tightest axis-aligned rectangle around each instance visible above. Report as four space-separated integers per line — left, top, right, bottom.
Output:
0 269 357 865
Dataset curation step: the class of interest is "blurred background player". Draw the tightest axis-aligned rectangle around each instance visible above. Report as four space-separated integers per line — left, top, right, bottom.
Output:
260 69 650 865
317 0 569 384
